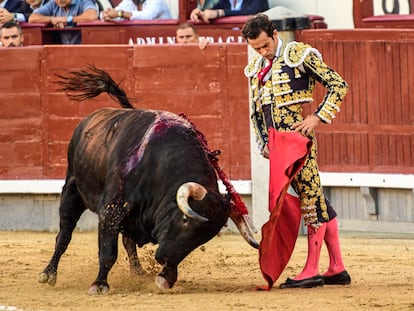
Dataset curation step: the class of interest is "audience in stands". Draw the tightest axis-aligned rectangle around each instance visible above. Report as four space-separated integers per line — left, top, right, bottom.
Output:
29 0 98 44
102 0 171 21
175 22 208 49
0 21 23 46
0 0 25 23
13 0 48 22
190 0 268 23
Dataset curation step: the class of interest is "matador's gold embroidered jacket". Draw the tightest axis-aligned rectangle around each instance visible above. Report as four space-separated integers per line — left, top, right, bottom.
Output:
244 41 349 152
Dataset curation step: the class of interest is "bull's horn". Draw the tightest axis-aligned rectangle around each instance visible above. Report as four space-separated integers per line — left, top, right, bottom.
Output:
230 209 259 249
176 182 209 222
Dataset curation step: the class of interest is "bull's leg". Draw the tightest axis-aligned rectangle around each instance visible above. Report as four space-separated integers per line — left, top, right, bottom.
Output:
87 228 118 294
122 234 145 276
39 177 86 286
88 202 126 295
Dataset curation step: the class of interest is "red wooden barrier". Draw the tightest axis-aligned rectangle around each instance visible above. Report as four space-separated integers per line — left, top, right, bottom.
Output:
0 44 250 180
1 31 414 181
0 47 43 178
296 29 414 174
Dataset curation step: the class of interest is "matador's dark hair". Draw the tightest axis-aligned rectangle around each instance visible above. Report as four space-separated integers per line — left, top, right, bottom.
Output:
241 14 276 40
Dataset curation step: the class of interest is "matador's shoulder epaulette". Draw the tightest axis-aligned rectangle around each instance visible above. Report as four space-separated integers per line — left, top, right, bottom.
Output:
244 54 262 78
283 41 323 68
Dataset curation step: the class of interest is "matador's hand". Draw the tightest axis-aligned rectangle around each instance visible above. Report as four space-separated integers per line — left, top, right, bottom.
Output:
291 114 321 136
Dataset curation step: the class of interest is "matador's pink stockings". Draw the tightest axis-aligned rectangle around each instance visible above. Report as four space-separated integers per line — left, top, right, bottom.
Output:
294 222 326 280
323 217 346 277
294 218 346 280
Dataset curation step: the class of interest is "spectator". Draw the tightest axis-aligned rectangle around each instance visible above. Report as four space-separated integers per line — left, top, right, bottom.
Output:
29 0 98 44
0 0 25 23
0 0 23 12
0 20 23 46
102 0 171 22
14 0 49 22
176 22 198 43
175 22 208 49
190 0 268 23
197 0 219 10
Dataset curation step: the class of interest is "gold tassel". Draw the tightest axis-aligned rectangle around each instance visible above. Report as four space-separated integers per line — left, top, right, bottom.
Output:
294 67 301 78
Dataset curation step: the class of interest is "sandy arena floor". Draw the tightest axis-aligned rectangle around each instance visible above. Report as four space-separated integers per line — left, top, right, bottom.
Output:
0 230 413 311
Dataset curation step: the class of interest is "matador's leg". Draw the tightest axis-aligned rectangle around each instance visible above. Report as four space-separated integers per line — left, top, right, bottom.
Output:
290 137 328 280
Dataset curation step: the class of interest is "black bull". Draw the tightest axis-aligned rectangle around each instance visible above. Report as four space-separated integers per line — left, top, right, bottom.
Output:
39 66 258 294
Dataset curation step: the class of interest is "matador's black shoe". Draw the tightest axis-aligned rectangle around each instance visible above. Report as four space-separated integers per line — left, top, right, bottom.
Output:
279 275 324 289
323 270 351 285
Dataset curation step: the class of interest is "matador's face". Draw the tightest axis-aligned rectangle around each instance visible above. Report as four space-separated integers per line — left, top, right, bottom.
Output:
247 30 279 60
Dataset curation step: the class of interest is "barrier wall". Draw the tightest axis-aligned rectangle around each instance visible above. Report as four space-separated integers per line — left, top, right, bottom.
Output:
1 38 413 233
2 38 413 179
294 29 414 234
297 29 414 174
0 44 250 180
0 39 414 180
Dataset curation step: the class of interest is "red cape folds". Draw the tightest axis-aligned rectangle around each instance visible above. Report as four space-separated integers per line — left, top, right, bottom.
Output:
258 129 312 290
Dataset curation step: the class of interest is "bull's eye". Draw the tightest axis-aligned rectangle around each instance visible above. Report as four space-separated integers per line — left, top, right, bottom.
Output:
182 215 188 223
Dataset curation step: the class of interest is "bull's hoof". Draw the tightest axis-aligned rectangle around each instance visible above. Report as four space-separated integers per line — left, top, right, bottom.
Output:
39 272 57 286
155 276 171 290
87 283 110 295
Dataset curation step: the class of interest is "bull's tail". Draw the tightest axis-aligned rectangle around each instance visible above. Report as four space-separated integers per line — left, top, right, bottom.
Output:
55 65 134 109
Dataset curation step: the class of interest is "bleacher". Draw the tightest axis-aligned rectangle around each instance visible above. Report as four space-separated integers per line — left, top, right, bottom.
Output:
20 0 327 45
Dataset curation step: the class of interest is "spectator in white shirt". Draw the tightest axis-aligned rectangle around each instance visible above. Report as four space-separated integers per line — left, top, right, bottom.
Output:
102 0 171 21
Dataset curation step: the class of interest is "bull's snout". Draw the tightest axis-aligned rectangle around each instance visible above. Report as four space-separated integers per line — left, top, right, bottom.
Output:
154 250 175 289
154 261 178 290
